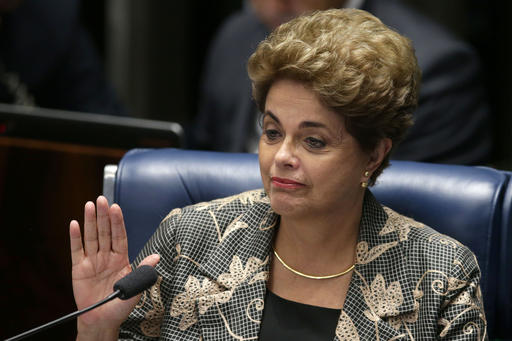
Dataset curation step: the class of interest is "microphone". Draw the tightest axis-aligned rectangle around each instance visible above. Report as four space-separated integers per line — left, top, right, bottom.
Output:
114 265 159 300
5 265 158 341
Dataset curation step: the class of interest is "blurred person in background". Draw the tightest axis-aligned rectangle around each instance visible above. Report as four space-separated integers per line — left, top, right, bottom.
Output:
193 0 491 165
0 0 124 115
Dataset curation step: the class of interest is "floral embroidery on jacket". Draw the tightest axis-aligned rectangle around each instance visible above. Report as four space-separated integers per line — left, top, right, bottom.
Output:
170 276 227 330
169 255 268 332
140 276 165 337
336 311 360 341
380 207 424 241
361 273 404 321
356 240 398 265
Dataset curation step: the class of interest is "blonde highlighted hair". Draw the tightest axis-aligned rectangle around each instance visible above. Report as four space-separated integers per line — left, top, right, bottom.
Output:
248 8 421 185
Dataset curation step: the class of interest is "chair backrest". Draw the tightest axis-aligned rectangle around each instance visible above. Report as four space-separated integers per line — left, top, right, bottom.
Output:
104 148 511 338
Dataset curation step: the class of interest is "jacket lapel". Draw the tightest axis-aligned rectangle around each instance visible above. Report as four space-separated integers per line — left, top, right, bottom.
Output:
195 193 277 340
336 191 418 340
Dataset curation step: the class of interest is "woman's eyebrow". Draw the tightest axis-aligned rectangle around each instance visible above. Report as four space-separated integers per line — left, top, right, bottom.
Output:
299 121 328 129
264 111 330 131
264 111 280 124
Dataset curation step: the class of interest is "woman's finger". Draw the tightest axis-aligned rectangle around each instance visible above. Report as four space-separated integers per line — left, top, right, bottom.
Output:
83 201 98 257
69 220 84 266
110 203 128 254
96 196 112 252
139 254 161 268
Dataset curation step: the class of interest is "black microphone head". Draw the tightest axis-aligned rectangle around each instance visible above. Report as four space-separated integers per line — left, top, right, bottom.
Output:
113 265 158 300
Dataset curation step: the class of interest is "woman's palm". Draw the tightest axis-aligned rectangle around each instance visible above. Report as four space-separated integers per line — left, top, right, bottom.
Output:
69 196 159 332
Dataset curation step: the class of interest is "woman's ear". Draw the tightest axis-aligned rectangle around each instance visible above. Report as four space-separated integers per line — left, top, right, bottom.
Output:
366 138 392 173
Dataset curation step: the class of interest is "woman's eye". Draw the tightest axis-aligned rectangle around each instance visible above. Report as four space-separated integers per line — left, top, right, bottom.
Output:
305 137 326 149
264 129 281 140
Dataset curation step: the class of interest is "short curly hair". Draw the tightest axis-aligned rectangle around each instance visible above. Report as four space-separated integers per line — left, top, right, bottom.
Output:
248 8 421 185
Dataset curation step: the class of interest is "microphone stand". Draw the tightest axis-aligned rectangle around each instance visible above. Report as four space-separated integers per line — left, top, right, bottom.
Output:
4 290 121 341
4 264 157 341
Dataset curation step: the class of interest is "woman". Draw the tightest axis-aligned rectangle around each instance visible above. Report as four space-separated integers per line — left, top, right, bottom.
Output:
70 9 486 340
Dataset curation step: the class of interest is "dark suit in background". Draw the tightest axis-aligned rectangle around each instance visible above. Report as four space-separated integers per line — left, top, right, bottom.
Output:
0 0 124 115
193 0 491 165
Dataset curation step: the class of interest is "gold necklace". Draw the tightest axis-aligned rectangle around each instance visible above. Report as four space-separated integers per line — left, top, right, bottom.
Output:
273 249 355 280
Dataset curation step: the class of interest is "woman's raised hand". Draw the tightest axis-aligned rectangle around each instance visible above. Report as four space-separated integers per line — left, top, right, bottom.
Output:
69 196 159 340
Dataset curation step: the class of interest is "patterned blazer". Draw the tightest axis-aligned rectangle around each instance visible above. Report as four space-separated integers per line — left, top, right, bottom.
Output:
120 189 487 340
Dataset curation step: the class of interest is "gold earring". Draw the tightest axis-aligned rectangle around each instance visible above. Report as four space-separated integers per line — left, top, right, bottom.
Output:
361 171 370 188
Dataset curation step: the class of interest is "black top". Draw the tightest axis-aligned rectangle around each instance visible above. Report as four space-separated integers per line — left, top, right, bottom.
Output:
259 290 341 340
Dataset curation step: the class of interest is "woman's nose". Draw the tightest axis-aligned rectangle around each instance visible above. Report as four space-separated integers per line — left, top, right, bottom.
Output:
274 138 299 169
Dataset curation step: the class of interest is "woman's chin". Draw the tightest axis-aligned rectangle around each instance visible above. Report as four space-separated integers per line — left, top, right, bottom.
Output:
269 195 306 217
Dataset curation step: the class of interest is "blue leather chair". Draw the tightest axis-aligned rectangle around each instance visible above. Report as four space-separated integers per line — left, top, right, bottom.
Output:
103 148 512 339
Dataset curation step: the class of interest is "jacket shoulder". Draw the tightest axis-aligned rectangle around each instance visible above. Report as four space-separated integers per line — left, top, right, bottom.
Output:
161 189 269 238
382 206 480 275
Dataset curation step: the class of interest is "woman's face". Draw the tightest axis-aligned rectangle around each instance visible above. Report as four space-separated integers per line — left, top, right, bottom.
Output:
259 79 374 219
250 0 347 30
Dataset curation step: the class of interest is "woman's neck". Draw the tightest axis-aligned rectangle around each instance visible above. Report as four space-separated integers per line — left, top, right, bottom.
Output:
273 197 363 272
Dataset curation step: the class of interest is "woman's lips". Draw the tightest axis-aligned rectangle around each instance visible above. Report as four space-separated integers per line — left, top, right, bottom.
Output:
271 177 305 189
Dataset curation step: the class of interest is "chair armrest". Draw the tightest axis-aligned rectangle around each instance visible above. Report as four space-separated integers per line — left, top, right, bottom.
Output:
103 164 118 205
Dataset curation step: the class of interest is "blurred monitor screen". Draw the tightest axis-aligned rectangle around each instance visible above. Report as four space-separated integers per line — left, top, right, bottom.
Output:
0 103 183 149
